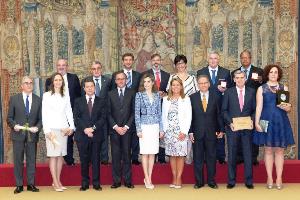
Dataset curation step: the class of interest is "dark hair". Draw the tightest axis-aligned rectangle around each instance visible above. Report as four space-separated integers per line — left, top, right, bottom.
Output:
167 77 185 100
49 72 65 96
138 73 158 92
174 54 187 65
114 70 127 79
196 74 210 82
122 53 134 61
240 50 252 58
263 64 283 82
83 77 95 87
151 53 161 60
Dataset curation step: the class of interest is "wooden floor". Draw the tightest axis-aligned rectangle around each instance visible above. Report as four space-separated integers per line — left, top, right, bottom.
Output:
1 184 300 200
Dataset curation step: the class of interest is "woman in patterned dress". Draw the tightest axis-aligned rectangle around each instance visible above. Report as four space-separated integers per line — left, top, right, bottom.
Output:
162 77 192 189
166 54 198 164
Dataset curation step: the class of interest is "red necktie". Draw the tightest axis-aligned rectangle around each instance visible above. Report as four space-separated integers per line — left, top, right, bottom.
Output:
155 71 161 90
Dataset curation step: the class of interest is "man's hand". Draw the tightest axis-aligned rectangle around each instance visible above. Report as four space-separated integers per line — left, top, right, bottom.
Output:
14 124 22 132
137 132 143 138
217 85 227 93
29 127 39 133
159 131 164 139
216 131 224 138
230 123 235 132
189 133 194 143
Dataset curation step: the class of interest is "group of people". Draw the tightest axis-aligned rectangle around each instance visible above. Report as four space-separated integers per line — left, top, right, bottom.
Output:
7 50 294 194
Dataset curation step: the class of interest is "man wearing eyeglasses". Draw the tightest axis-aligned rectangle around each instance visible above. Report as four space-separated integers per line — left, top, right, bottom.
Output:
7 76 42 194
81 61 111 165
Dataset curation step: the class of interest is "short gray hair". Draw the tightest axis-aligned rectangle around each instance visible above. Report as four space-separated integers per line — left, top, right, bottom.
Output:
197 74 210 82
22 76 33 83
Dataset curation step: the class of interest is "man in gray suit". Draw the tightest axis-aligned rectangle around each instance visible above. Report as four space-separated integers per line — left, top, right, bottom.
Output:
7 76 42 194
81 61 111 164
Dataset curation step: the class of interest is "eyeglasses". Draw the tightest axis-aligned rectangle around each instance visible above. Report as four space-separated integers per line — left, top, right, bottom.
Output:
198 82 209 85
116 78 126 81
22 82 33 85
91 67 102 71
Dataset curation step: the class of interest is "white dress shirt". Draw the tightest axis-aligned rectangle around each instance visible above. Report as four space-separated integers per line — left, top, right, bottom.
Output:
63 74 70 97
200 91 209 102
86 95 95 105
208 66 219 79
236 86 245 103
93 76 102 90
123 68 133 84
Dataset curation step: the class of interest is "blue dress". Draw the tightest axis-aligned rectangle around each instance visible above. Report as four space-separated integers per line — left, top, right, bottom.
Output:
253 84 294 148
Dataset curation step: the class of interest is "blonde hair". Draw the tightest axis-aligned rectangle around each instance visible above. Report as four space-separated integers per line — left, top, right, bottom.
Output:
167 77 185 100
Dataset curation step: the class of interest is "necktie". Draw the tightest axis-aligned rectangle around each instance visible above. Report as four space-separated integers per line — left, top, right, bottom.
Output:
155 71 161 90
239 89 244 111
25 95 30 115
126 71 132 88
119 88 124 104
95 78 101 97
88 97 93 116
244 69 248 80
211 70 216 85
202 94 207 112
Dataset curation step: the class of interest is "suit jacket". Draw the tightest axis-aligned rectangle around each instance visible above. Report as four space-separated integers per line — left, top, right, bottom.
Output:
144 69 170 92
108 88 135 129
231 65 264 91
161 96 192 135
111 70 141 92
197 66 232 100
81 75 111 99
73 96 106 142
45 72 81 108
189 92 224 140
222 86 256 127
7 93 42 142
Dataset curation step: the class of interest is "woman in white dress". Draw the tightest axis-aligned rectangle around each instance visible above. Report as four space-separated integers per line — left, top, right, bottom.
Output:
135 73 163 189
162 77 192 189
42 73 75 192
166 55 198 164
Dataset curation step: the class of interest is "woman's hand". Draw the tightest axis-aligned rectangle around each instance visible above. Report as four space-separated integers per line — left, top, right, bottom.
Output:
277 103 291 112
255 123 263 132
137 132 143 138
159 131 164 139
178 132 186 141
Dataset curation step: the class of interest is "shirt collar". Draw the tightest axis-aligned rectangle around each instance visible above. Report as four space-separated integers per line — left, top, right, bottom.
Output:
241 65 252 72
236 86 245 91
208 66 218 71
123 68 133 74
152 66 161 73
22 92 32 98
86 94 95 100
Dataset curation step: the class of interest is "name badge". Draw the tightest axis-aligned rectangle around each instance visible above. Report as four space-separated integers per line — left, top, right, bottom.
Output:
251 73 258 80
220 81 227 88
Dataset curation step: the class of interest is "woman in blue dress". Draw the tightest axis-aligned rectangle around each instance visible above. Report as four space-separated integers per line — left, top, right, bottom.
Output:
254 64 294 190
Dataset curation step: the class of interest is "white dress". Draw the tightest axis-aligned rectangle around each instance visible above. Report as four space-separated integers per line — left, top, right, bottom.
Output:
42 92 75 157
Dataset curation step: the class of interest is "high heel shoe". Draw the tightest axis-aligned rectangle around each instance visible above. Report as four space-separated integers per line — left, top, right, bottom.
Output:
52 183 67 190
144 179 154 189
52 183 64 192
266 184 273 189
276 184 283 190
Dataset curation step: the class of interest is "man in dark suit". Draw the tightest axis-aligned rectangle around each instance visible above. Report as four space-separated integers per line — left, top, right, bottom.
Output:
108 71 135 189
197 51 232 164
222 70 256 189
7 76 42 194
189 75 224 189
231 50 264 166
144 53 170 163
81 61 111 165
111 53 141 165
45 59 81 165
74 78 106 191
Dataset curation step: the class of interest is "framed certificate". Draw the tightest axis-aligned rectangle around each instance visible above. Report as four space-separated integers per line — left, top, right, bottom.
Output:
232 116 253 131
276 90 289 105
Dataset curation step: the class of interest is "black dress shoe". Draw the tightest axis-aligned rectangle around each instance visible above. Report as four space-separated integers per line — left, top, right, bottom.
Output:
253 160 259 166
124 183 134 188
132 160 140 165
111 183 121 189
193 184 204 189
66 162 75 166
226 184 235 189
245 184 254 189
79 186 89 191
101 161 109 165
14 186 23 194
208 183 218 189
218 159 226 164
27 185 39 192
93 185 102 191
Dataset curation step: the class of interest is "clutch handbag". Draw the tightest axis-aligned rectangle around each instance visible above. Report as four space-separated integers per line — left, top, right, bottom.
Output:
259 120 269 133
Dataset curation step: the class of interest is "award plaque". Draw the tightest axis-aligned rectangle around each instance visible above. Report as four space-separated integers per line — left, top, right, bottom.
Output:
232 116 253 131
259 120 269 133
276 90 289 105
218 79 227 88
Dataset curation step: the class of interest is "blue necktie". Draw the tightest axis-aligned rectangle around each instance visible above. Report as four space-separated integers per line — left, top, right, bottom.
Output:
25 95 30 115
244 69 248 80
211 70 216 85
95 78 100 97
126 72 132 88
